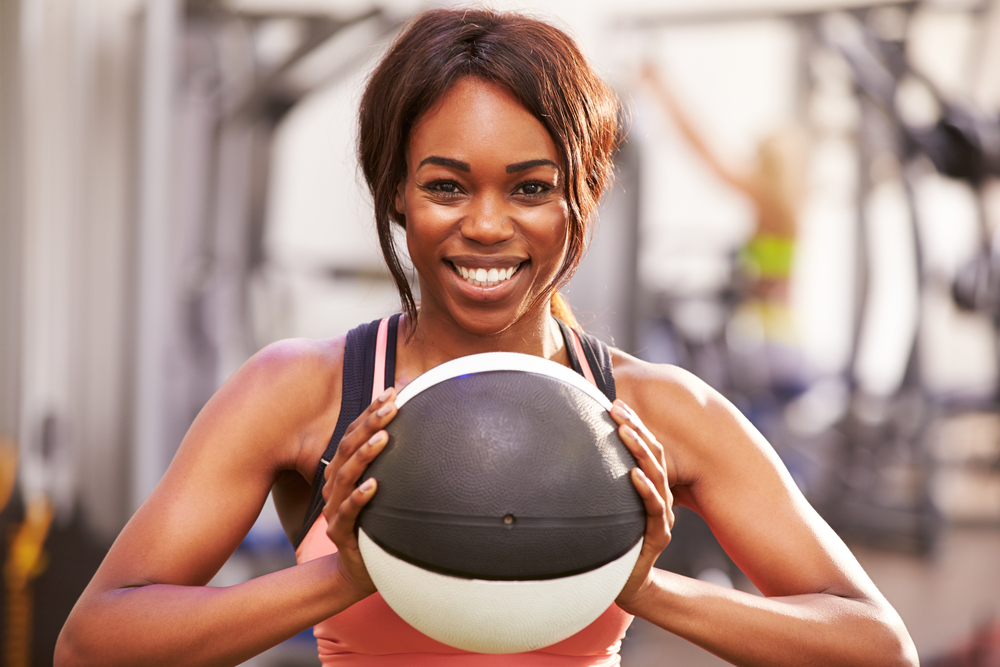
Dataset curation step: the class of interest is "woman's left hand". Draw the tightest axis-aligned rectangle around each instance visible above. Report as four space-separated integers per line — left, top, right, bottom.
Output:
610 399 674 613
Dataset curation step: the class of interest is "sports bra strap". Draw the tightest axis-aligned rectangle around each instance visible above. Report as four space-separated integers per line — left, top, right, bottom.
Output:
568 328 597 387
555 319 616 401
372 316 390 402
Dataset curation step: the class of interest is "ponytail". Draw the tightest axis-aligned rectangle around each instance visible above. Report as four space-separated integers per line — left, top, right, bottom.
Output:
549 292 581 330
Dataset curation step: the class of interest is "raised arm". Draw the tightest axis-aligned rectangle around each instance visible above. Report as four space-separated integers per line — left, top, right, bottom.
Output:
640 63 755 196
611 354 917 667
54 338 386 667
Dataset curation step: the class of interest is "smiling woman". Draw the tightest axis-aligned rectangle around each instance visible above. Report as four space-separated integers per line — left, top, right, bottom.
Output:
55 8 917 667
357 9 621 332
398 77 571 337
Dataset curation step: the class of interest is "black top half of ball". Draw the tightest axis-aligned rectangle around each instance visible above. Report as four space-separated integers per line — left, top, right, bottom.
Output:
357 370 645 580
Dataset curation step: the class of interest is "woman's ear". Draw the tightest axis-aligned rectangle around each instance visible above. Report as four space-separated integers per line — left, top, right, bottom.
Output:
394 182 405 217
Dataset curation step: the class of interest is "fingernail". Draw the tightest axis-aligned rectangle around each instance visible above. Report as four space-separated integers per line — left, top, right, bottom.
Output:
376 403 393 418
633 468 652 487
612 404 628 419
360 478 375 493
367 432 385 447
622 425 638 442
378 388 392 403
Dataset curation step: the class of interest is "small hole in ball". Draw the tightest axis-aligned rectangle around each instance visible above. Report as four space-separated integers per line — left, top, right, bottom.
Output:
503 513 515 526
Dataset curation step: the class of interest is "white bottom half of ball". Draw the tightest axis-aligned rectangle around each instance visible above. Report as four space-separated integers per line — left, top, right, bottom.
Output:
358 528 643 654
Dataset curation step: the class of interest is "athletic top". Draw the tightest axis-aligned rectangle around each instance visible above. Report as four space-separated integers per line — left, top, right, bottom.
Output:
294 315 630 666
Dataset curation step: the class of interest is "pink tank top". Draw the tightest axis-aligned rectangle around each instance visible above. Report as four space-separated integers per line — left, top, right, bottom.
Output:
295 318 633 665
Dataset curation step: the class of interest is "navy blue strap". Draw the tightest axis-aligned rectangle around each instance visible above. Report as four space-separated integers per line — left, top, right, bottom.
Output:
292 315 399 549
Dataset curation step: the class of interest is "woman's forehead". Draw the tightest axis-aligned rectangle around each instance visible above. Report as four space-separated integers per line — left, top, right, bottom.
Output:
407 77 561 171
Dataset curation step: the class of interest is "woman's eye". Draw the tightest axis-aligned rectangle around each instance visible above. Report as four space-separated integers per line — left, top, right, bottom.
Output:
421 180 463 196
516 182 551 197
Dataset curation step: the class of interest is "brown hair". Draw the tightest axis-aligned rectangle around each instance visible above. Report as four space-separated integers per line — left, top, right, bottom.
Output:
358 8 623 329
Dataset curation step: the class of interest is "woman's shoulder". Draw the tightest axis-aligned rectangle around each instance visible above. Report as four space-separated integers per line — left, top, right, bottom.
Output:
609 348 717 413
237 335 347 405
608 348 757 491
201 334 350 466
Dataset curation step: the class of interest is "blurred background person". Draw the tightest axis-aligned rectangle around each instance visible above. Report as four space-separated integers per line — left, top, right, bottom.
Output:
640 61 811 396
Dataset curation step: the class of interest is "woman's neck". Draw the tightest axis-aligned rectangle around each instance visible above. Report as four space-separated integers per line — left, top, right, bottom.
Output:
394 307 571 389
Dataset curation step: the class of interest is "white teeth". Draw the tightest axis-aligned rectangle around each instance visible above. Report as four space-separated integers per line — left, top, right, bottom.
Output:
454 263 520 287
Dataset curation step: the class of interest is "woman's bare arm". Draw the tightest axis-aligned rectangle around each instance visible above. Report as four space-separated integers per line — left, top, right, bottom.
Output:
612 354 917 667
640 63 755 196
55 337 383 667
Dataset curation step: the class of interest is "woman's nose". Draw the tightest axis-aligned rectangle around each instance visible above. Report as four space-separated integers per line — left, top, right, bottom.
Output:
460 193 515 245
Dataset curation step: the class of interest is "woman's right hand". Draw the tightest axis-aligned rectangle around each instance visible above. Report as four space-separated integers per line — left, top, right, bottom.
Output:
322 387 397 599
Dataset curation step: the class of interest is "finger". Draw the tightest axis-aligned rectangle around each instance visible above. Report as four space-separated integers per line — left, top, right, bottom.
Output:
323 430 389 506
618 422 667 495
342 387 396 440
617 417 673 532
338 393 396 460
327 389 397 477
328 477 378 544
324 429 387 502
631 468 672 552
612 400 665 461
333 430 388 493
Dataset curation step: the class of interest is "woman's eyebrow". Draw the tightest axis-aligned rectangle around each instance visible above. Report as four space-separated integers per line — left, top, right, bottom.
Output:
418 156 471 172
506 159 558 174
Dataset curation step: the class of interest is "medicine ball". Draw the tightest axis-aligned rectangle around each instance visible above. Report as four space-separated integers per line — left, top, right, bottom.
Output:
357 352 645 654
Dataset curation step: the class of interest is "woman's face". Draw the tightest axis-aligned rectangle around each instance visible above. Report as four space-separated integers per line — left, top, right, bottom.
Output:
396 76 569 336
